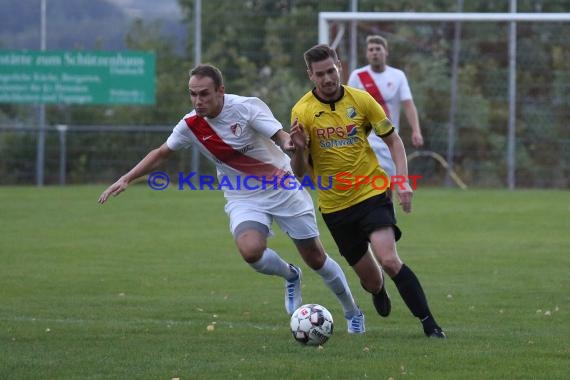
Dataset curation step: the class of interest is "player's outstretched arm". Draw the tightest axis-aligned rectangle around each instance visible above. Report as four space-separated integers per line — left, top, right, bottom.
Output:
98 143 174 204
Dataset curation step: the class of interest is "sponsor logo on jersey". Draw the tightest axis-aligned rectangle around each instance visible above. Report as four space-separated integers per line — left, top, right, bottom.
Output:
346 124 358 137
315 124 359 148
230 123 243 137
316 124 357 139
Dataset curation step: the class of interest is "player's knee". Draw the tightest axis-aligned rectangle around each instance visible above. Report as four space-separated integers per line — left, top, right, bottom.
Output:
381 257 402 277
239 246 266 263
236 239 267 263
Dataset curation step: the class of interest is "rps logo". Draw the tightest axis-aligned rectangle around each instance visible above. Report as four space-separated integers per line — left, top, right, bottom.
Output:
316 124 358 139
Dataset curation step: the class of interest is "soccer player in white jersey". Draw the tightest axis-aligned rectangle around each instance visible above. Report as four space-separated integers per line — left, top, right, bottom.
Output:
348 35 424 177
98 64 365 333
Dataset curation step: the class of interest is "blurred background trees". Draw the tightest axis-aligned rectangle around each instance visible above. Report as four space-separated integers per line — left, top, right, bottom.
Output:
0 0 568 187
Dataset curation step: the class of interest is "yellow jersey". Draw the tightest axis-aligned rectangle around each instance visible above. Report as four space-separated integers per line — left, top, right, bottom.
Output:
291 85 394 213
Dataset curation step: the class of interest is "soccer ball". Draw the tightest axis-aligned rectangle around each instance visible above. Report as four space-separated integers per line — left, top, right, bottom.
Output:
290 303 334 346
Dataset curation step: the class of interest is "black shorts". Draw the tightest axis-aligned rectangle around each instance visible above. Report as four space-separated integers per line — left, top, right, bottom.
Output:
321 192 402 266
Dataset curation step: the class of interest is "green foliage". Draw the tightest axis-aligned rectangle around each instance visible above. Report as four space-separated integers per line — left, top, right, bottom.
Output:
1 187 569 379
0 131 36 183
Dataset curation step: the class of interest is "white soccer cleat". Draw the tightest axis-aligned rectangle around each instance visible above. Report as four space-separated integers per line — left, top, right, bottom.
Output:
346 310 365 334
285 264 302 315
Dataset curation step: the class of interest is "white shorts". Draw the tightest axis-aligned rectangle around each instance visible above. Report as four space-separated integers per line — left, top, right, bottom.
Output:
224 188 319 240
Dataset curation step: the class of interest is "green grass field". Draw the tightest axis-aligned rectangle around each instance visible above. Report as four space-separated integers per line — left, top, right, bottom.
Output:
1 185 568 379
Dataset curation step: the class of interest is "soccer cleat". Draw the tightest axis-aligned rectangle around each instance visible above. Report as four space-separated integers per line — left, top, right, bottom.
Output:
346 310 365 334
422 317 446 339
372 284 391 317
425 327 447 339
285 264 302 315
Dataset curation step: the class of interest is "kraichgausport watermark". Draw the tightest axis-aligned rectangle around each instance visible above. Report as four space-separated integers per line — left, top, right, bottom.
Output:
147 172 421 191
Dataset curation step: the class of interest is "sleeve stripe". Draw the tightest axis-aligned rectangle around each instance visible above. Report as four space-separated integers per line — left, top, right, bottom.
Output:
378 126 395 138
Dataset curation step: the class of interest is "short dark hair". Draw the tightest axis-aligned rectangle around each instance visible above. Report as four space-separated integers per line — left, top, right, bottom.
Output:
366 35 388 49
189 64 224 89
303 44 339 70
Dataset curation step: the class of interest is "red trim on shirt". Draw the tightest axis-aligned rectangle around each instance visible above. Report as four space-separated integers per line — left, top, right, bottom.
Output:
357 71 391 119
185 115 286 178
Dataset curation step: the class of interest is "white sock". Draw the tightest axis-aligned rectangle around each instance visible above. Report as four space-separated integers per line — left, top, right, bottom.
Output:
249 248 295 279
317 255 359 318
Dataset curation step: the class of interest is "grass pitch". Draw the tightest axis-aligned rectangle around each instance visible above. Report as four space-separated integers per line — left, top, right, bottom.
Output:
0 185 568 379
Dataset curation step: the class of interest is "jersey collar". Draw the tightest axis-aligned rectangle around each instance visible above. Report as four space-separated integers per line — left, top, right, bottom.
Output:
311 85 345 109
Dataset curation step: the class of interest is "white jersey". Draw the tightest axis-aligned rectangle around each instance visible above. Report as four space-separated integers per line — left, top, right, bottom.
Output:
347 65 412 130
166 94 310 216
348 65 413 176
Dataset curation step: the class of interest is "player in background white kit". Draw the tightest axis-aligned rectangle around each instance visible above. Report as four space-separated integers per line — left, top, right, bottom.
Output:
348 35 424 177
98 64 365 333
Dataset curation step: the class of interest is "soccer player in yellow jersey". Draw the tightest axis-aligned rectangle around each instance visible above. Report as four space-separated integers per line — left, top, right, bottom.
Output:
290 44 445 338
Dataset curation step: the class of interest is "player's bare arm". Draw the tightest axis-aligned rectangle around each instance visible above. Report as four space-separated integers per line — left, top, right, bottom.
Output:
402 99 423 148
383 132 413 213
271 129 295 153
289 120 311 178
98 143 174 204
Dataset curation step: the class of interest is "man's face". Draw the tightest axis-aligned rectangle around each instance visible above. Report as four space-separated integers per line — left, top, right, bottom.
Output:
307 57 342 100
366 42 388 67
188 75 224 118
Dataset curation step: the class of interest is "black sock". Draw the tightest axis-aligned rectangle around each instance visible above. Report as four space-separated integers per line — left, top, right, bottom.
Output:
392 264 438 328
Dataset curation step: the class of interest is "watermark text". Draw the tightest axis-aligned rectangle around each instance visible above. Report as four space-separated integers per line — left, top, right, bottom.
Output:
148 172 421 191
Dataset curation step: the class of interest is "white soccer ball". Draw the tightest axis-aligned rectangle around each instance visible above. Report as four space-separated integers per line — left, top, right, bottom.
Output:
290 303 334 346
